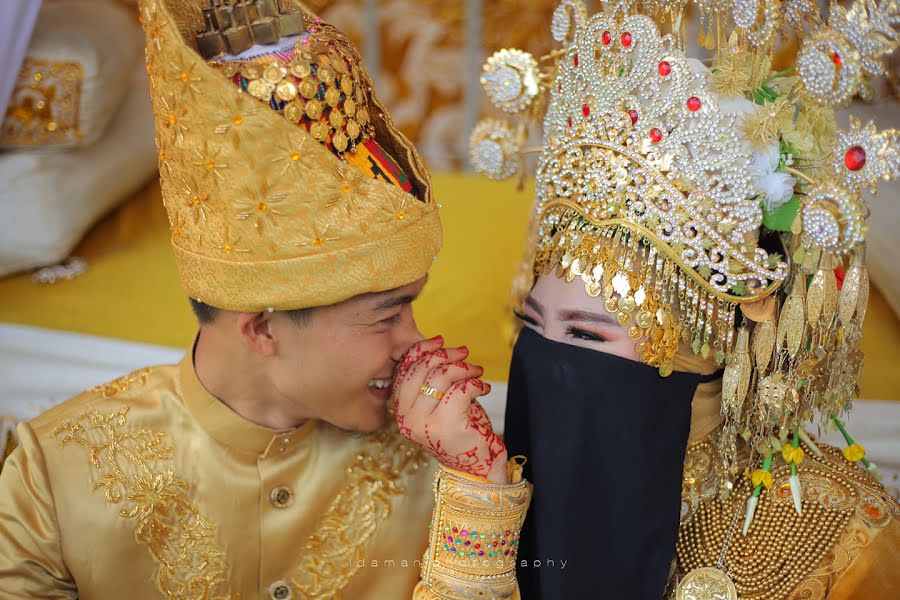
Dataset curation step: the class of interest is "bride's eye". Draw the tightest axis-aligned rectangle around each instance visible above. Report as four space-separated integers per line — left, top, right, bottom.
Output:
513 309 540 327
565 326 608 342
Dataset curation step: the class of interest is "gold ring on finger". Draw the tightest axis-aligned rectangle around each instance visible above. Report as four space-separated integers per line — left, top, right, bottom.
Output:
419 385 444 401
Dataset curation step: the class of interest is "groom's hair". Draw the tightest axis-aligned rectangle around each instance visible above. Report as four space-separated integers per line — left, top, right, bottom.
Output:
188 298 313 327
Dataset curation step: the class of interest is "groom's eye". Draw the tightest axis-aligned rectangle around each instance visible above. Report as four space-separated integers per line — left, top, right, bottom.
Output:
513 309 540 327
565 326 608 343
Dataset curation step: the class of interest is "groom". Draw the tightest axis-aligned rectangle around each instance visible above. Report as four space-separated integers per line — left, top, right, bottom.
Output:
0 1 531 598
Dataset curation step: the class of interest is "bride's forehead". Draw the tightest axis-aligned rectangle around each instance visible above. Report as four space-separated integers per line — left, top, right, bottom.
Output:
530 274 596 308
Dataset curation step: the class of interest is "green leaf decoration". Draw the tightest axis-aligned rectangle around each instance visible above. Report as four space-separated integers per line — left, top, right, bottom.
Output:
763 195 800 232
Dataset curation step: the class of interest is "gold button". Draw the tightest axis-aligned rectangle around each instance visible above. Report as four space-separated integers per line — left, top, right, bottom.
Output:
270 486 293 508
268 580 292 599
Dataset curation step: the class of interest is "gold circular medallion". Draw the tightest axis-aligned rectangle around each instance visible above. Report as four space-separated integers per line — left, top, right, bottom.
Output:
284 102 304 122
325 87 342 108
331 56 347 74
357 107 369 125
343 98 356 116
240 63 263 80
340 75 353 95
346 119 360 139
275 80 298 102
299 79 318 99
317 65 335 84
329 110 345 129
220 62 239 79
311 121 329 141
332 131 349 152
247 79 275 100
676 567 737 600
263 64 287 84
305 99 323 120
290 61 312 78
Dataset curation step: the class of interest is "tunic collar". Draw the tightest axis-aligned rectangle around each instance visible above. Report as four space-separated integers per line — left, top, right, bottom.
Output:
177 340 317 455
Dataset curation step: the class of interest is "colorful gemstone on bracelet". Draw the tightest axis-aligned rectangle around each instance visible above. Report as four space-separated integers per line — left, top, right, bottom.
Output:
461 530 468 536
470 531 478 537
464 540 471 546
478 551 485 556
443 544 449 551
450 547 457 553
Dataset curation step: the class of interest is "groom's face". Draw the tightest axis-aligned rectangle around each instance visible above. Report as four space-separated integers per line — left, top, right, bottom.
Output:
252 277 428 432
517 274 640 361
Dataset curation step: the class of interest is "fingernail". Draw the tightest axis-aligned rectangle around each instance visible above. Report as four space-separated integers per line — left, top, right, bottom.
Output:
431 335 444 343
459 345 469 352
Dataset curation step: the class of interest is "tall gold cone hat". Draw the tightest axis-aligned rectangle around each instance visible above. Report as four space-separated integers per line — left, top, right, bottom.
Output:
138 0 441 311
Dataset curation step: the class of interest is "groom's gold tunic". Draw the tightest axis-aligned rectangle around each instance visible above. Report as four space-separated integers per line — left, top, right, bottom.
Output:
0 354 441 598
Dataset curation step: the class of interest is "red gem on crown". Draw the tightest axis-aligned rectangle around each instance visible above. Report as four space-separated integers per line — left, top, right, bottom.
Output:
844 145 867 171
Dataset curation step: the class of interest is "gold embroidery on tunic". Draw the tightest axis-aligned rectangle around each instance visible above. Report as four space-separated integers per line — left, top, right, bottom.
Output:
289 427 432 599
676 438 899 600
52 381 235 600
785 517 873 600
54 369 431 599
1 58 83 147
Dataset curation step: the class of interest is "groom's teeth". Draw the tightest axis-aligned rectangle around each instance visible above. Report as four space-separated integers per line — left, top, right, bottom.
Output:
368 379 392 389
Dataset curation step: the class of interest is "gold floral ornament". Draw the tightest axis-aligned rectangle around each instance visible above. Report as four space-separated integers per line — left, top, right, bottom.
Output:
1 58 84 147
797 0 900 105
137 0 441 312
832 116 900 194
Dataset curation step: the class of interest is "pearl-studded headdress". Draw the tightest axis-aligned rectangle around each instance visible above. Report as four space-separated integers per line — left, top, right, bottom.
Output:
472 0 898 474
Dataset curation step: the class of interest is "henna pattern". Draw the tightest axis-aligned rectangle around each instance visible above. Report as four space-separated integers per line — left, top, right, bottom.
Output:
392 341 506 479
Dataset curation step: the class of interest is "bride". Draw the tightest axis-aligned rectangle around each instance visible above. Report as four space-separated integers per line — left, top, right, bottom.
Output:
471 1 900 598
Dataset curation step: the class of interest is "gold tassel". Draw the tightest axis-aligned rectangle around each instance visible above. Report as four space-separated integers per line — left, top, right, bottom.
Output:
752 318 777 374
777 275 807 359
723 328 752 420
807 267 825 327
822 258 839 326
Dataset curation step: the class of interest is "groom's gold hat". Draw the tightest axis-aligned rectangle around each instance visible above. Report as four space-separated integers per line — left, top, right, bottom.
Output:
139 0 441 311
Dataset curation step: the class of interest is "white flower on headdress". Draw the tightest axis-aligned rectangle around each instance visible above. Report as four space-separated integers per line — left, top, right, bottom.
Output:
748 143 796 211
717 95 757 123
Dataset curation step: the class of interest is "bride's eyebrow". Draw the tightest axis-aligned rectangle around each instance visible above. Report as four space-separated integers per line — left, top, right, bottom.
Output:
558 309 616 325
524 295 545 316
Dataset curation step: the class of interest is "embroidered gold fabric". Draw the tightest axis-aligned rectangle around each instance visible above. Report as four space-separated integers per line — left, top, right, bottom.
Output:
0 357 449 598
52 403 235 600
419 467 532 600
675 438 900 600
290 428 432 598
138 0 442 311
1 58 84 147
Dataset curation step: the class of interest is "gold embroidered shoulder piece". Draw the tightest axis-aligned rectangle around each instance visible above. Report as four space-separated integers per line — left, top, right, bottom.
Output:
676 438 899 600
289 427 433 598
52 370 237 600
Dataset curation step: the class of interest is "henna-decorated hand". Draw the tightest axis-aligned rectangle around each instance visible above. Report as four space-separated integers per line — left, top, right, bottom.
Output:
392 336 508 483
